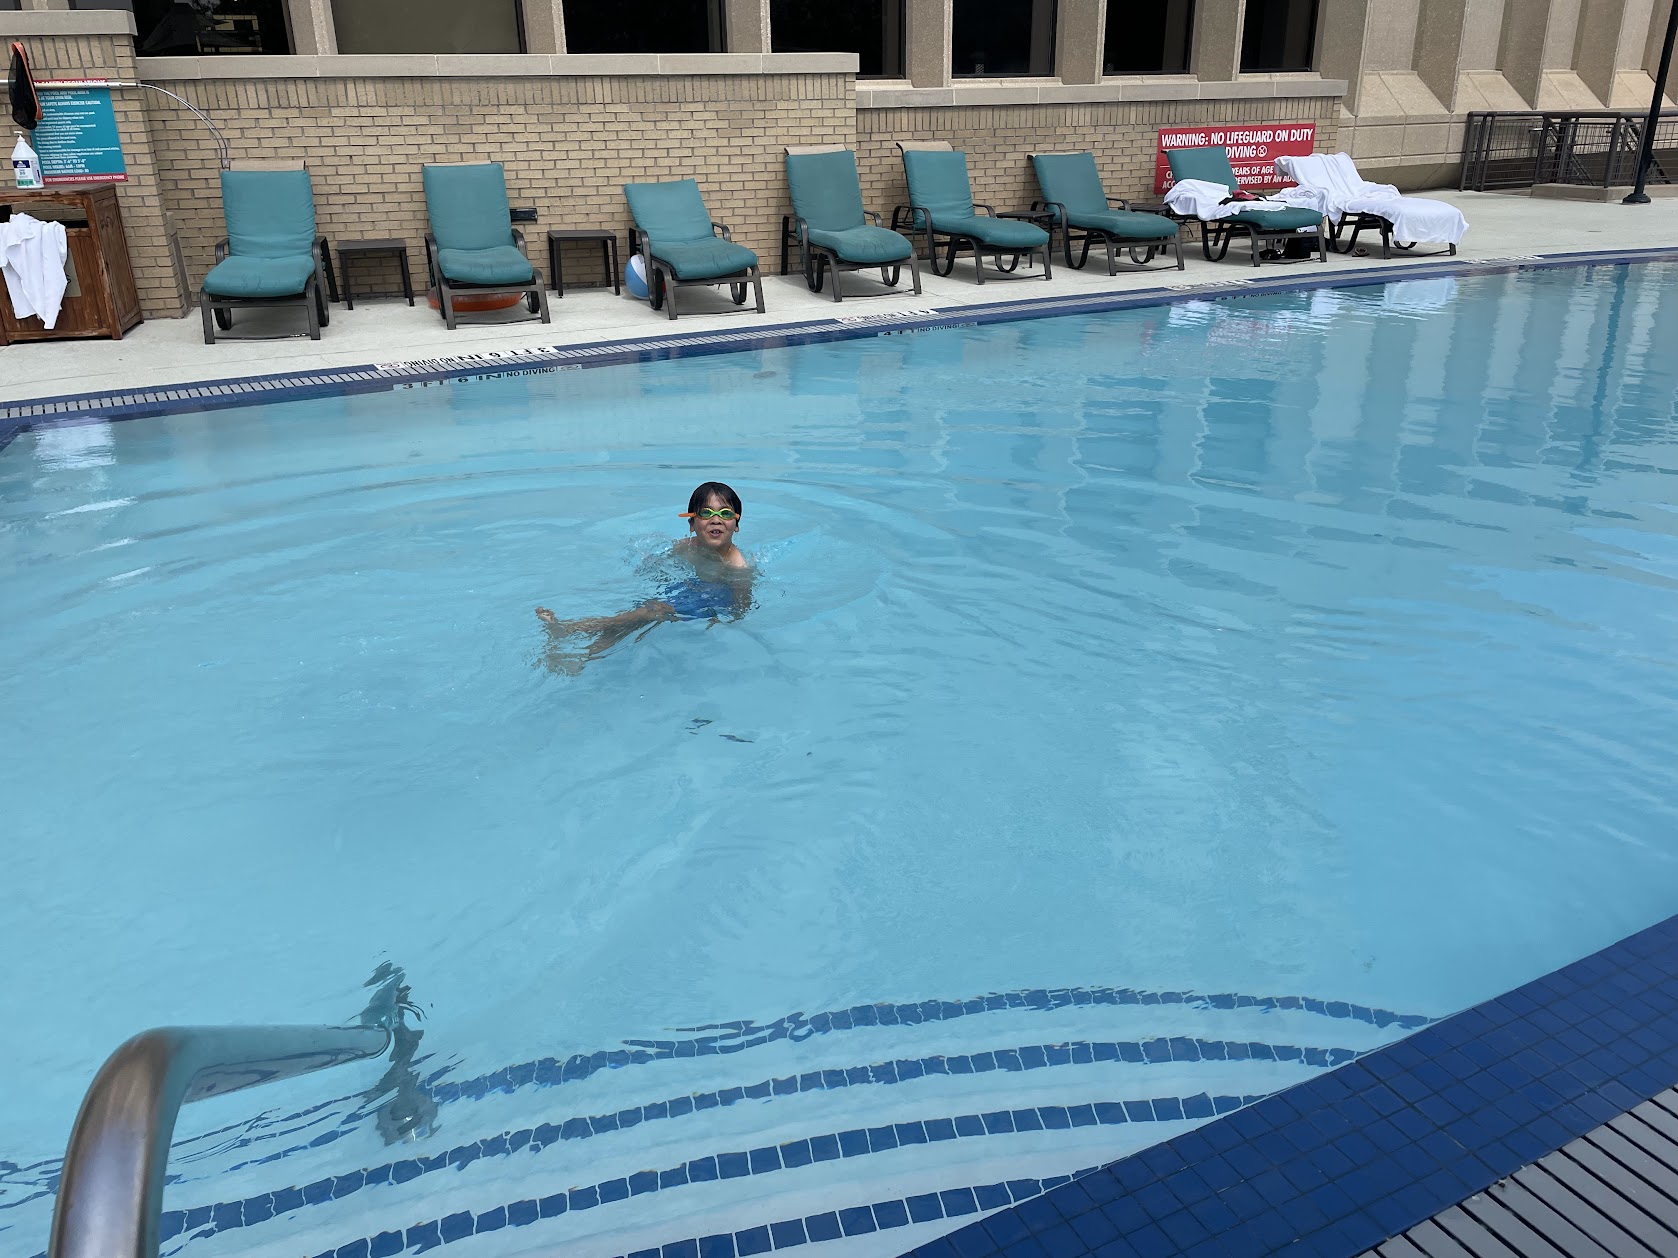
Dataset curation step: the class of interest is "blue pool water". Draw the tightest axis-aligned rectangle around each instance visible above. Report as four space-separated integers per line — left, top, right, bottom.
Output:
3 263 1678 1258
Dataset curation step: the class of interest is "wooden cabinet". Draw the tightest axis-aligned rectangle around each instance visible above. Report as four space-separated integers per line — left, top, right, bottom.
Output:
1 184 143 344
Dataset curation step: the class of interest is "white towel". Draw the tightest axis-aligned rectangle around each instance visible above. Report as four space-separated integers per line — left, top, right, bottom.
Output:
1275 153 1468 245
1164 178 1328 223
0 212 70 329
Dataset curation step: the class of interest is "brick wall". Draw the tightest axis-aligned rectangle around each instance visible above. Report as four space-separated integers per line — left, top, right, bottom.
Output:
140 72 856 303
856 96 1341 216
18 31 183 318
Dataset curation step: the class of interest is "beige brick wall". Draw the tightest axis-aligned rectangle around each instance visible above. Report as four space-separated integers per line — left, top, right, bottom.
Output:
141 72 856 302
857 96 1341 215
18 31 183 318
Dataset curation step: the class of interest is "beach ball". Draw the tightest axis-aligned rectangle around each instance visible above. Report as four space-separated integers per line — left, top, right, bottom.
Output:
625 254 649 300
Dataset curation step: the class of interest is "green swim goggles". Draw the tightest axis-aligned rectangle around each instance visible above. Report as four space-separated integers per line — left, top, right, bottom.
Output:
682 508 738 521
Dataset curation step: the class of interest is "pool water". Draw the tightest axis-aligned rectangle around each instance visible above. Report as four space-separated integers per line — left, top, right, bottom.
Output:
3 263 1678 1258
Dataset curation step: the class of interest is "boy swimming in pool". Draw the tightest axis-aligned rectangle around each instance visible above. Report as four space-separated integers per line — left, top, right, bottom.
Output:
536 482 753 660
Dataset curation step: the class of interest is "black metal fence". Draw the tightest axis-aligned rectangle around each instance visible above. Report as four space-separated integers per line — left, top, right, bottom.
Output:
1460 110 1678 191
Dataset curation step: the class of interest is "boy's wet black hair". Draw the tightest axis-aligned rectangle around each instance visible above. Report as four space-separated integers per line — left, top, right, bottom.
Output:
688 482 742 516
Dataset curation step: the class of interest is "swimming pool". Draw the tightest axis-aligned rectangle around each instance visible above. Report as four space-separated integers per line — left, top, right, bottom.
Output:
3 262 1677 1258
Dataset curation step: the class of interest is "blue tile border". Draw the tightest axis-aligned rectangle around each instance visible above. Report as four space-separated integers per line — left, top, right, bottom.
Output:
157 1090 1264 1250
78 982 1409 1201
3 245 1676 456
904 910 1678 1258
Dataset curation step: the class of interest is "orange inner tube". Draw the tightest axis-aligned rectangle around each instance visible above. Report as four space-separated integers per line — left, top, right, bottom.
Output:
426 288 526 313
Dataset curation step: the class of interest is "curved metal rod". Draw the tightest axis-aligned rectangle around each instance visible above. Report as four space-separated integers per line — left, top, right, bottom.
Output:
47 1024 391 1258
39 81 232 169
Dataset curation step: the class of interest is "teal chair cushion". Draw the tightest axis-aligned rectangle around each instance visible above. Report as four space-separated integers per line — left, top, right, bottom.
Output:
654 238 759 280
202 253 315 298
902 149 977 219
424 163 516 253
806 224 913 264
221 169 316 259
1030 152 1110 220
936 214 1049 249
1069 208 1178 239
1165 145 1239 187
787 149 868 232
1227 207 1322 230
624 179 715 246
436 244 534 285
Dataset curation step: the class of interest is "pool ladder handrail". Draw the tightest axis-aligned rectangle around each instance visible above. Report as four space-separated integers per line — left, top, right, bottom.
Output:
47 1024 392 1258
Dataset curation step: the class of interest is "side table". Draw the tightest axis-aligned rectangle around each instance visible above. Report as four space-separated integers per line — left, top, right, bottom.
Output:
337 239 414 310
547 229 620 297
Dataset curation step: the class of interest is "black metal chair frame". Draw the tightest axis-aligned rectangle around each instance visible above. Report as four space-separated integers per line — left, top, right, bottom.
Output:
889 205 1053 284
422 228 549 331
1031 198 1184 274
628 223 765 321
200 236 331 345
1329 211 1458 260
1188 204 1328 268
779 212 922 302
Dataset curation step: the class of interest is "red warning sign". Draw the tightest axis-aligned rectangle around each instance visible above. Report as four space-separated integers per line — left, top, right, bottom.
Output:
1154 123 1317 194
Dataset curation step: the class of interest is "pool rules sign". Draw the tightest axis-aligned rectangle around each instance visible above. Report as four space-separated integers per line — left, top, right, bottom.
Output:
1154 122 1315 193
34 82 128 184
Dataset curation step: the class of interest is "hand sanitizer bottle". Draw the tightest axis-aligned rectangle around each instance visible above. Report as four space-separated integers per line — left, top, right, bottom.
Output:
12 134 43 189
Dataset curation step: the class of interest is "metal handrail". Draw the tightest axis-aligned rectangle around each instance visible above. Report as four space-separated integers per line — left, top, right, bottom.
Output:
47 1024 392 1258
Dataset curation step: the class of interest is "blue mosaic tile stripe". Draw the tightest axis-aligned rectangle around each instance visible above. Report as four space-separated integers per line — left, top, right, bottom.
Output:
427 981 1418 1105
157 1090 1271 1251
0 983 1418 1217
128 985 1414 1193
165 1033 1365 1230
284 1170 1080 1258
905 911 1678 1258
3 247 1675 453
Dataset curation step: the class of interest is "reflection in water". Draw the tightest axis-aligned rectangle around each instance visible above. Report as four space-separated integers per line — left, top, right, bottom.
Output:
357 964 436 1146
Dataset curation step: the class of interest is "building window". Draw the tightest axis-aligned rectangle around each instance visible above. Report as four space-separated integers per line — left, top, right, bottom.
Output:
1240 0 1317 72
331 0 524 54
563 0 726 54
770 0 905 79
78 1 292 55
951 0 1056 78
1103 0 1191 74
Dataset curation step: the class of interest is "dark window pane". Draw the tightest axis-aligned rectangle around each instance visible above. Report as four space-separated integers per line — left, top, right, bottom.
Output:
771 0 904 78
952 0 1056 78
332 0 523 54
563 0 726 54
1240 0 1317 71
110 1 292 55
1103 0 1192 74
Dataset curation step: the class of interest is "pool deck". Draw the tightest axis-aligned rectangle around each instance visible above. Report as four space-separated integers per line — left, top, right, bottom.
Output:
5 188 1678 414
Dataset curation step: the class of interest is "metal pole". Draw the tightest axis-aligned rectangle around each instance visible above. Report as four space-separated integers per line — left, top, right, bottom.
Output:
1625 0 1678 203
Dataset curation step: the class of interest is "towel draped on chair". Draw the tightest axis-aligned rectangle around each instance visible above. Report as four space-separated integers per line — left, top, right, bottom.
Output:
1274 153 1468 245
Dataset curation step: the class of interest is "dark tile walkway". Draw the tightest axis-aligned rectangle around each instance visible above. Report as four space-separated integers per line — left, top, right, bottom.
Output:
904 912 1678 1258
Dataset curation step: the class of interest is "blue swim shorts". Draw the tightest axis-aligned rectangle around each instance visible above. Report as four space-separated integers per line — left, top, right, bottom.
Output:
659 579 736 620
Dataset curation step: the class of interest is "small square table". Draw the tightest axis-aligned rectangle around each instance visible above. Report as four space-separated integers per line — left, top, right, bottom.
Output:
336 238 414 310
547 229 620 297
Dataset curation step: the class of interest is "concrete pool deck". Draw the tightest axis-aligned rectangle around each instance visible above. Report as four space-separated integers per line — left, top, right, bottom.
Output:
4 189 1676 410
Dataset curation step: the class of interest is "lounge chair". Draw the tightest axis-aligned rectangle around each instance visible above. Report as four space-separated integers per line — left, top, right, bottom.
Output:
623 178 765 321
1029 151 1182 274
783 145 920 302
895 141 1052 284
421 161 548 330
1274 153 1466 259
199 160 331 344
1164 145 1326 267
